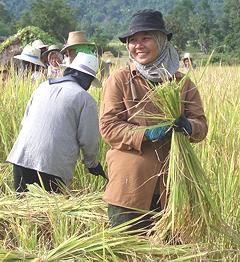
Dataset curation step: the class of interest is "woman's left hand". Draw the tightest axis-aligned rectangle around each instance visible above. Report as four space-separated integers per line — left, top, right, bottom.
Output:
174 115 192 136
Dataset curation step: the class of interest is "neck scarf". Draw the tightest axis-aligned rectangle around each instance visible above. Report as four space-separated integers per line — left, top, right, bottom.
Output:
129 31 179 82
49 69 93 90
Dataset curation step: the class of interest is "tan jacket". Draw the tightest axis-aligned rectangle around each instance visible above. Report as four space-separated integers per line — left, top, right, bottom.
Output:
99 64 208 210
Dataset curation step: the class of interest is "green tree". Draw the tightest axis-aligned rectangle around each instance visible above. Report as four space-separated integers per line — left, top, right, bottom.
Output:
165 15 187 51
190 0 217 53
90 27 112 55
0 1 12 35
2 0 227 54
220 0 240 54
167 0 196 50
17 0 77 41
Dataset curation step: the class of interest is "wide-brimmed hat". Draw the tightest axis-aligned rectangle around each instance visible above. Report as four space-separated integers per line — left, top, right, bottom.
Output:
61 31 95 54
42 44 62 57
14 44 45 67
32 39 49 49
182 52 192 60
62 52 101 87
119 9 172 43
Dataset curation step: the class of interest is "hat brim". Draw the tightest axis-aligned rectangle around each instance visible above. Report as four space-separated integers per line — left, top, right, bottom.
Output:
119 28 172 43
38 44 49 49
61 43 96 54
62 63 95 77
14 54 45 67
60 63 102 88
42 49 61 57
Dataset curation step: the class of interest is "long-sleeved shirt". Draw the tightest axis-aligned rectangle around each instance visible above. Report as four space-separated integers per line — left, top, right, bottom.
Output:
7 79 99 185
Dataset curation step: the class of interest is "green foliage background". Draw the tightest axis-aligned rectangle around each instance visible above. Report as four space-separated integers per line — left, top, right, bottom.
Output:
0 0 240 63
0 26 58 54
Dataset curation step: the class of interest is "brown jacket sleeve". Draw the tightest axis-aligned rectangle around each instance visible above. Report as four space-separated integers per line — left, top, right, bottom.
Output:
181 77 208 143
99 71 145 152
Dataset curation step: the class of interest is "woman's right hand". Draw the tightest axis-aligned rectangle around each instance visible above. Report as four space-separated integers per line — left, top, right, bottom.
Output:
144 125 172 141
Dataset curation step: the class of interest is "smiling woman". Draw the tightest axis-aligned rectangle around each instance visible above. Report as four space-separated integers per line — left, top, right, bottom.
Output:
127 32 159 65
99 9 207 234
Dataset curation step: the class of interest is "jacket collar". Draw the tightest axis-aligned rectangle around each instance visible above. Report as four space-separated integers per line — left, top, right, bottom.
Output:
49 75 77 85
127 62 182 101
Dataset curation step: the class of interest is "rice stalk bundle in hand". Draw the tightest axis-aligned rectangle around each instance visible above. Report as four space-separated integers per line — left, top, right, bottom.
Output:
146 77 239 244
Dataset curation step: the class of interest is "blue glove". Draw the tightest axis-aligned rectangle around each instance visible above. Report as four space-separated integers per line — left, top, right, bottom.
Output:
145 125 172 141
174 115 192 135
88 163 107 179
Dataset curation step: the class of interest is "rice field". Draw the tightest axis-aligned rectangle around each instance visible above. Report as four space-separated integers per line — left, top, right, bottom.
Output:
0 63 239 261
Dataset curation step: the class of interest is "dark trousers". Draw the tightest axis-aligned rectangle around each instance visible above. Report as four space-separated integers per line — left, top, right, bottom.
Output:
13 164 65 193
108 194 161 234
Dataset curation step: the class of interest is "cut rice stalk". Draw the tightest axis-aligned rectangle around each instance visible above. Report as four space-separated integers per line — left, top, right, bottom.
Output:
143 77 240 244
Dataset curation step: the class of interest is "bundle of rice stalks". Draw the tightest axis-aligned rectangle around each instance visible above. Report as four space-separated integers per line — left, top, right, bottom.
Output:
144 76 240 244
0 187 214 261
0 185 108 251
0 184 106 222
0 229 212 261
42 231 210 261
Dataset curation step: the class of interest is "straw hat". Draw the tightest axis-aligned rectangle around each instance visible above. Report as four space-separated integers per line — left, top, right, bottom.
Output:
32 39 49 49
61 31 95 53
42 44 62 57
14 44 45 67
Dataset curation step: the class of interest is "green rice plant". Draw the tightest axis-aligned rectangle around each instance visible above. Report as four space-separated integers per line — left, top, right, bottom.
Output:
192 66 240 253
0 184 220 261
72 160 108 192
0 184 106 224
142 75 240 244
0 61 240 260
43 231 204 261
0 184 108 253
0 64 43 162
0 249 37 261
0 234 215 261
0 163 14 194
7 217 39 251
